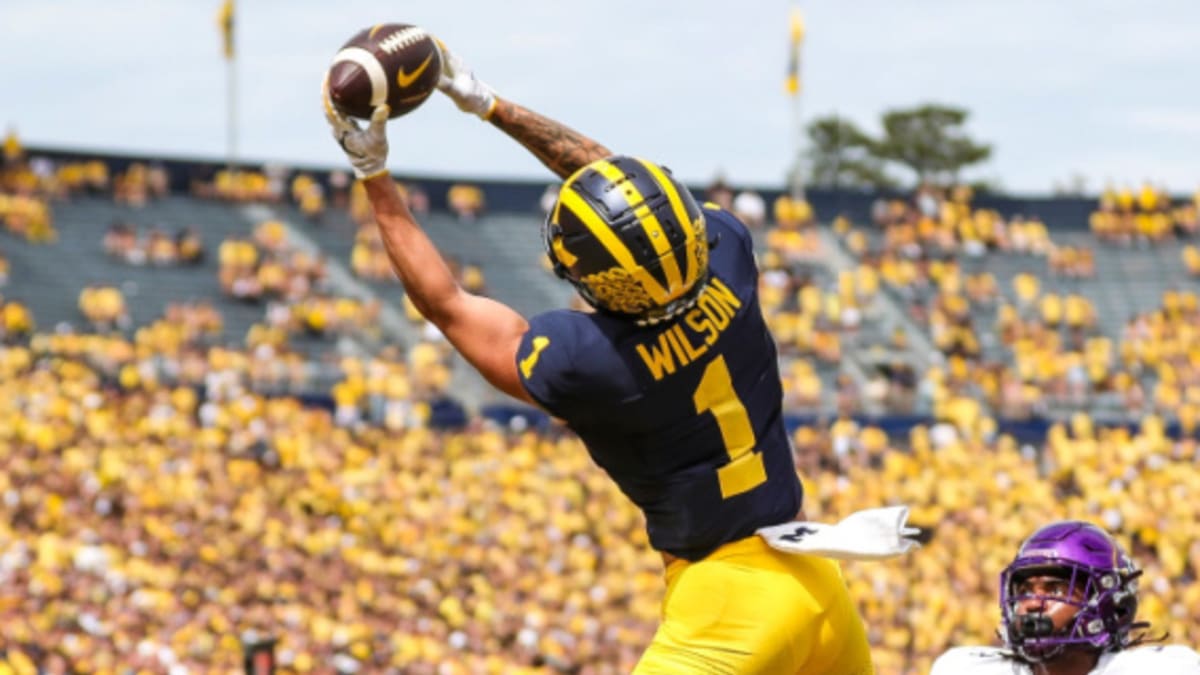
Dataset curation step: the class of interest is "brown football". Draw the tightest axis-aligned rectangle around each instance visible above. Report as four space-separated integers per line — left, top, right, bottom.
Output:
327 23 443 120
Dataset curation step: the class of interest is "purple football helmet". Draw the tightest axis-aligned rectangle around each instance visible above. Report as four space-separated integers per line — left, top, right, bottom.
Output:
999 520 1141 662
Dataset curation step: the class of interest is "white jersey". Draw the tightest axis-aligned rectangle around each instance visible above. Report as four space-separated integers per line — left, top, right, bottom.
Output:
930 645 1200 675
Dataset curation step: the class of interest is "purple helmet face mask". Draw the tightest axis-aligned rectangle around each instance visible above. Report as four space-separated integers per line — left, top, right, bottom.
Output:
999 521 1139 661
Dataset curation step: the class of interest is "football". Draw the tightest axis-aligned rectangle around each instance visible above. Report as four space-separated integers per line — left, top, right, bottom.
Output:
327 23 443 120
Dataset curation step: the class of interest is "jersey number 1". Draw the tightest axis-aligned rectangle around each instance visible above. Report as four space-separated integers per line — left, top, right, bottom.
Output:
693 355 767 499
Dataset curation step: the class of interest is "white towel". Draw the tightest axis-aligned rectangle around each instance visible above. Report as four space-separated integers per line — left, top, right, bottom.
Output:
756 506 921 561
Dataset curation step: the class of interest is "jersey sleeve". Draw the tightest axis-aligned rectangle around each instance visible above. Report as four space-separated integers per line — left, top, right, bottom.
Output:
705 206 755 259
929 650 964 675
929 647 1015 675
1110 646 1200 674
515 311 580 414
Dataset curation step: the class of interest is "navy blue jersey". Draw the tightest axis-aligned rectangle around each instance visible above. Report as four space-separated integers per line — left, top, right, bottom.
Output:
516 207 802 561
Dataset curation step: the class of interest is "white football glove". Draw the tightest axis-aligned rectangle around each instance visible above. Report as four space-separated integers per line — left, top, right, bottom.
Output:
435 41 497 120
322 78 390 180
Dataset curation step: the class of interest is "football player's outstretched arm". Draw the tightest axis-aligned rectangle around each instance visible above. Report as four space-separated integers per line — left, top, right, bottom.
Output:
436 41 611 179
323 93 535 405
365 177 533 402
486 98 611 180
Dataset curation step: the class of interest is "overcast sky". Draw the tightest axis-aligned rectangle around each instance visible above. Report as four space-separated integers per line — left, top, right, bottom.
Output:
3 0 1198 195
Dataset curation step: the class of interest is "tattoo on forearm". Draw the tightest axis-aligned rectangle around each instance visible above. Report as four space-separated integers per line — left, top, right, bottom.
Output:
490 99 611 180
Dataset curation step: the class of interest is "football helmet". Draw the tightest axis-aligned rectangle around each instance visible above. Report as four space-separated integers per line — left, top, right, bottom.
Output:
999 520 1141 662
544 155 710 325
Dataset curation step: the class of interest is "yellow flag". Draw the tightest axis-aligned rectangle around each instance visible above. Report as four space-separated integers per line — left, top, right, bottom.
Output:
785 8 805 96
217 0 235 60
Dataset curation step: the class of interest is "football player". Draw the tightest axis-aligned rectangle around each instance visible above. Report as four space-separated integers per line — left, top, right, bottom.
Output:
322 43 876 674
931 520 1200 674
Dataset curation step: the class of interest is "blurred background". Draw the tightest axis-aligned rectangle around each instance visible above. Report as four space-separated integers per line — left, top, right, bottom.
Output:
1 1 1198 673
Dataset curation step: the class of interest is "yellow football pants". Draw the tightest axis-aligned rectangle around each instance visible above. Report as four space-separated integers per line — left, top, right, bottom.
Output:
634 535 874 675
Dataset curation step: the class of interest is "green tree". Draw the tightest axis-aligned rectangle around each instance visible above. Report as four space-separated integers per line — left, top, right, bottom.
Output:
803 115 897 190
874 104 991 186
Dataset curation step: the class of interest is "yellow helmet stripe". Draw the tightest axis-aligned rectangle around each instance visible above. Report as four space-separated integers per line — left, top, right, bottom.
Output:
591 160 684 297
635 158 700 290
559 188 670 304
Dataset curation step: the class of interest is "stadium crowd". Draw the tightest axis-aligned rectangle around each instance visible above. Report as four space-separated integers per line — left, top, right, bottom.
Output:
834 182 1200 421
1 141 1198 674
1 325 1198 674
104 222 205 267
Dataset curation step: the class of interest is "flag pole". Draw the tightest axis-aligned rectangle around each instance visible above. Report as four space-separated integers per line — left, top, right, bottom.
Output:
219 0 237 179
791 76 804 202
788 7 806 202
227 46 237 177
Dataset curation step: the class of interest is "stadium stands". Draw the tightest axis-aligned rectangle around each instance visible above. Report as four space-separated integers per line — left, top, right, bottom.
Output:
833 186 1200 426
273 200 573 321
1 148 1198 674
3 196 265 343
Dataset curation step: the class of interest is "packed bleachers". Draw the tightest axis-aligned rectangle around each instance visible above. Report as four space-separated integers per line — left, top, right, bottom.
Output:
1 144 1199 674
0 150 463 402
834 183 1200 424
5 195 264 342
1 337 1197 673
268 198 573 321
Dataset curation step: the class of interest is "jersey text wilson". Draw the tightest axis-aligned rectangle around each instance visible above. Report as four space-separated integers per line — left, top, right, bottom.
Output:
634 277 742 380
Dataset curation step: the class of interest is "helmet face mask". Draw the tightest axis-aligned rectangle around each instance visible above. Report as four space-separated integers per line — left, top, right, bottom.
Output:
999 521 1140 662
544 155 711 325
